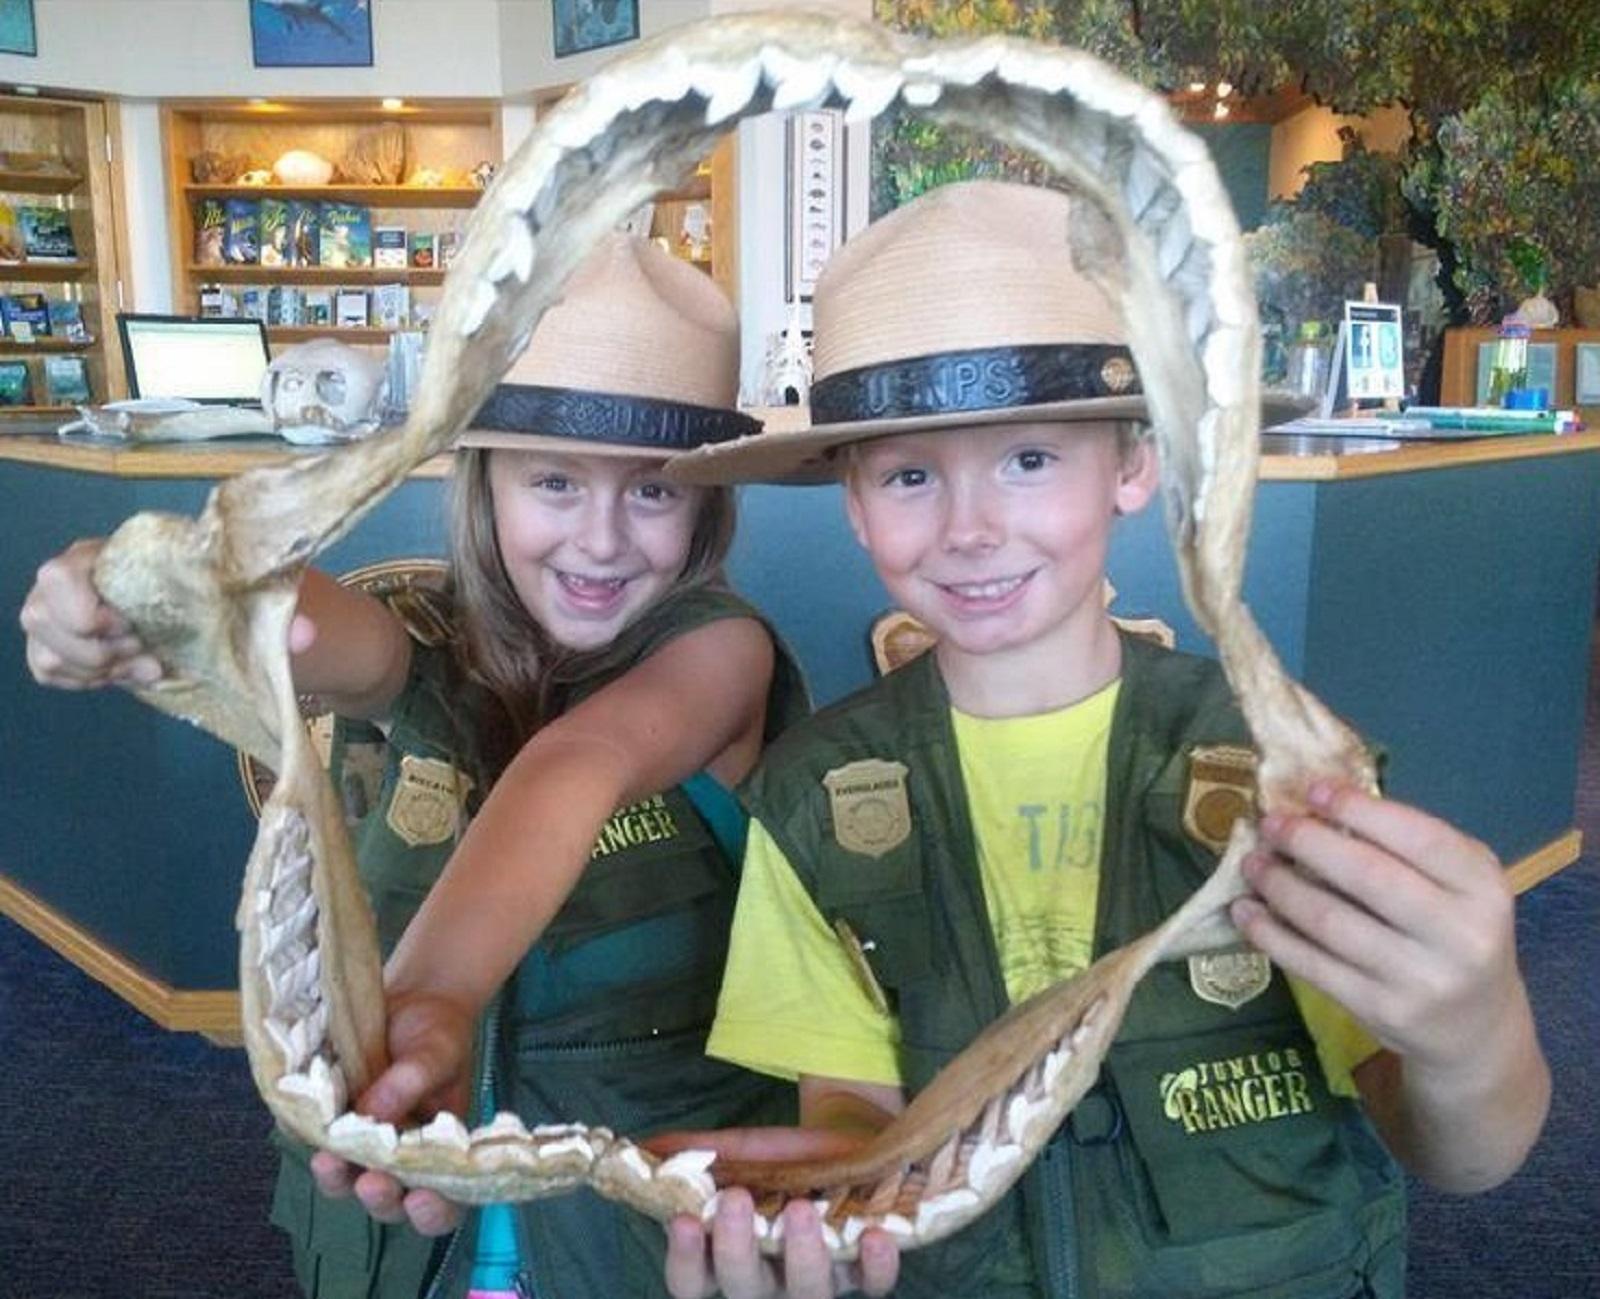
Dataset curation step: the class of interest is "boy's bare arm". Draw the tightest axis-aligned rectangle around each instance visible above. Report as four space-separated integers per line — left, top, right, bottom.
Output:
1231 781 1549 1193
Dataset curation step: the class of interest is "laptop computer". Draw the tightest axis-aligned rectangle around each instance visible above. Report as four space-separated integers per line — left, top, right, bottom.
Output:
116 313 271 406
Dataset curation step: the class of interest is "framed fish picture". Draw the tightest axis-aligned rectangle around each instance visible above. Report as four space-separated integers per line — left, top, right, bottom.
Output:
553 0 639 59
250 0 374 69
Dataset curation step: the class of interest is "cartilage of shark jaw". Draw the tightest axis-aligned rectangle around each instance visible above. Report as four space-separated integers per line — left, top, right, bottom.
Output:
86 9 1376 1261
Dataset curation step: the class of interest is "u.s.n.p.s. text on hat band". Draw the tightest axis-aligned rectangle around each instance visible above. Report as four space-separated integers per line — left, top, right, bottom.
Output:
471 381 760 451
810 342 1142 427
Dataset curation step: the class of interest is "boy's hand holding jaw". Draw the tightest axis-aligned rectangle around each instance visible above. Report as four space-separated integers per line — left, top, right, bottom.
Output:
1230 779 1549 1193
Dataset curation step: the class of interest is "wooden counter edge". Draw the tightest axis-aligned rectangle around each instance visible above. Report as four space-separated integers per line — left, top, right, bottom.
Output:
4 423 1599 482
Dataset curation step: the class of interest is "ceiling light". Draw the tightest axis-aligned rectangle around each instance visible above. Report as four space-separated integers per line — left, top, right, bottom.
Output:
1213 102 1230 119
1187 81 1206 94
382 98 405 111
1216 81 1233 99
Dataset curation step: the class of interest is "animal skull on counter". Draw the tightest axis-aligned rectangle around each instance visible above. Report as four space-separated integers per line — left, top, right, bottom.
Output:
261 339 388 445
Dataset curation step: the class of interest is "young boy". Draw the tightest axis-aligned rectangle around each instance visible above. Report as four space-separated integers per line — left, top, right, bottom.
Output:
660 181 1549 1299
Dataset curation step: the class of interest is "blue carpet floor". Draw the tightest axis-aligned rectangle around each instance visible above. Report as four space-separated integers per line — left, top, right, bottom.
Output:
3 679 1599 1296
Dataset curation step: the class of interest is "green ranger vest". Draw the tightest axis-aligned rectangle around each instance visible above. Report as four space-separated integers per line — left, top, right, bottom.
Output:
271 583 807 1299
742 635 1407 1299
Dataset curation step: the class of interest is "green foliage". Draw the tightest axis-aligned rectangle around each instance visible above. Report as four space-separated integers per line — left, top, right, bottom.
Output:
1405 81 1600 322
1243 212 1375 346
1288 132 1408 240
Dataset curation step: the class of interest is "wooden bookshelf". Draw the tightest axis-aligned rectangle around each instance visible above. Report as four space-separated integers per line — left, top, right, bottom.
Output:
0 93 127 406
163 98 500 343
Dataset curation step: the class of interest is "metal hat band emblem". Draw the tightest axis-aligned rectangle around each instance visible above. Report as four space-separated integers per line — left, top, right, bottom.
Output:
1099 354 1137 393
823 758 911 858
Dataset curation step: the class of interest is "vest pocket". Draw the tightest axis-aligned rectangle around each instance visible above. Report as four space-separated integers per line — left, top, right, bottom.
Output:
1101 1020 1362 1246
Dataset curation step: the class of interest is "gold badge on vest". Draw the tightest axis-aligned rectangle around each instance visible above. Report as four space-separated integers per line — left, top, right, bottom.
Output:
823 758 911 858
386 754 474 847
1188 947 1273 1010
1182 742 1257 854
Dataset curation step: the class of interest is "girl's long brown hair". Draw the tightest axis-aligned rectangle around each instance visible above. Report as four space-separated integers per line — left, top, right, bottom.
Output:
446 447 736 780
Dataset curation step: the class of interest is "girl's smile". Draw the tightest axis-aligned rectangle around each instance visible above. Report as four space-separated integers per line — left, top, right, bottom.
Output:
489 449 702 650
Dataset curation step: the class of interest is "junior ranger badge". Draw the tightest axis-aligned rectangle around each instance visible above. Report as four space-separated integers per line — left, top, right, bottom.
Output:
1189 946 1274 1010
1183 743 1270 1008
386 754 474 848
1182 742 1258 853
823 758 911 858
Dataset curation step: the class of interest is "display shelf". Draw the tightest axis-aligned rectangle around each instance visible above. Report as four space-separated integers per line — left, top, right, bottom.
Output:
0 334 95 353
268 325 401 344
183 183 482 209
0 260 92 282
164 98 500 342
188 263 446 286
0 93 127 403
0 168 82 195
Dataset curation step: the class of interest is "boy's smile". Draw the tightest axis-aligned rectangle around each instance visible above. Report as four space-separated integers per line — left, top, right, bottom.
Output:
845 420 1157 711
488 449 701 650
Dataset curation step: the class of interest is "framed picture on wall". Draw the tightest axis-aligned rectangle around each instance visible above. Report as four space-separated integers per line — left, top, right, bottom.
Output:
1575 343 1600 406
249 0 374 69
787 109 846 303
553 0 639 58
0 0 36 57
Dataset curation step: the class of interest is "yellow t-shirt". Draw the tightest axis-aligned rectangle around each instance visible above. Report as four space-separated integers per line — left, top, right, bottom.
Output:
708 690 1378 1097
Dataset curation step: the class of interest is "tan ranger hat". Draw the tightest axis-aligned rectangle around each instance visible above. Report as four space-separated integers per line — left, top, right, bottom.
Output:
458 232 759 457
671 180 1302 484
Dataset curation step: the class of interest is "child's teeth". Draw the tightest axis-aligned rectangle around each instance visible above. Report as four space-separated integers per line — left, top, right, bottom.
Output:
952 576 1023 598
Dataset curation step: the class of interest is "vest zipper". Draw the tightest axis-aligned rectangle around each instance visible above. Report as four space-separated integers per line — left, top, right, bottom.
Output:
1043 1145 1081 1299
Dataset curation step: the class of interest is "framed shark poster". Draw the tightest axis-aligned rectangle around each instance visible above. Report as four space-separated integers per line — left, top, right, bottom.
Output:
250 0 374 69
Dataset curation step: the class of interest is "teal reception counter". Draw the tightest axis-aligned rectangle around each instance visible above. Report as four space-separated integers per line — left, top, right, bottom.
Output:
3 427 1598 1033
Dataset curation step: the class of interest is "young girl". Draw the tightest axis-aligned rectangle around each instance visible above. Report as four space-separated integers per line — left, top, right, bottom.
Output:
21 235 806 1299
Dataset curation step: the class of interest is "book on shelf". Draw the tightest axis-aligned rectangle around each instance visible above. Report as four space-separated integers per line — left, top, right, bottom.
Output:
199 284 239 318
268 285 304 327
0 359 32 405
372 283 410 329
303 288 334 327
2 292 51 342
287 200 321 267
239 285 270 323
335 288 370 328
320 203 372 269
259 198 291 268
437 229 461 270
45 298 88 343
409 231 435 269
222 198 260 265
43 354 91 405
195 198 227 266
0 201 23 263
374 225 408 268
18 205 76 262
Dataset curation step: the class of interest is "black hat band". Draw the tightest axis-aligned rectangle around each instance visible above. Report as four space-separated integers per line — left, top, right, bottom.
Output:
810 343 1142 426
471 383 761 449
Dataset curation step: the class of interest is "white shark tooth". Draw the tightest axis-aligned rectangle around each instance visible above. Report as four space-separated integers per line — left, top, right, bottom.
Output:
912 37 1003 87
763 46 837 111
841 1216 867 1248
1042 1044 1072 1091
484 217 536 286
699 1190 723 1223
877 1213 914 1242
1006 1091 1048 1146
834 61 904 124
696 56 763 125
457 279 499 339
416 1111 472 1152
327 1111 399 1157
1202 325 1249 408
914 1185 981 1235
997 43 1075 95
644 44 694 108
471 1111 531 1144
276 1055 341 1125
901 79 943 107
612 1143 655 1182
656 1148 718 1199
967 1141 1024 1195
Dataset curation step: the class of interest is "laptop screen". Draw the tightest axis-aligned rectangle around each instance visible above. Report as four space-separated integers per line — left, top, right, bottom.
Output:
117 314 271 404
